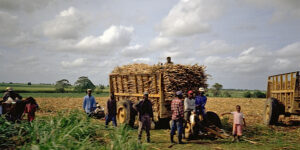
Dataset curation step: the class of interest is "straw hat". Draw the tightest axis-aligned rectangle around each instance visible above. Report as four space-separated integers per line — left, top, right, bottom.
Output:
199 87 205 92
87 89 92 92
6 87 13 91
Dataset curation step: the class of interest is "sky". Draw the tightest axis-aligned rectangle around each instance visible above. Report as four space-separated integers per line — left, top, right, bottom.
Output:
0 0 299 90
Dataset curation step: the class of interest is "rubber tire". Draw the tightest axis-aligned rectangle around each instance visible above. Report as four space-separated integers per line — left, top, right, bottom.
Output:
263 98 279 125
205 111 222 128
117 100 136 127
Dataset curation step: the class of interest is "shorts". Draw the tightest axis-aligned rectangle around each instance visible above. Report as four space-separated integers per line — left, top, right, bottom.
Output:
232 124 243 136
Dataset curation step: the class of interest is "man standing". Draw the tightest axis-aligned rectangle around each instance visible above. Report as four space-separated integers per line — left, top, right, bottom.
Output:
105 93 117 127
170 91 184 144
184 90 195 122
3 87 22 102
195 87 207 116
83 89 96 116
133 92 153 143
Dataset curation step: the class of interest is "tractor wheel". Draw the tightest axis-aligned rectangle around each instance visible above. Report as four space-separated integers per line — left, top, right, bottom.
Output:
263 98 279 125
205 111 222 128
117 100 136 127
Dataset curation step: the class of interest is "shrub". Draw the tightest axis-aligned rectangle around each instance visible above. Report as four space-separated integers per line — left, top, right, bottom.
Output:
223 91 231 97
243 91 252 98
253 90 266 98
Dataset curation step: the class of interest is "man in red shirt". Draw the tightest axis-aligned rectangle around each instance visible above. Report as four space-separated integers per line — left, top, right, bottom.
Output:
170 91 184 144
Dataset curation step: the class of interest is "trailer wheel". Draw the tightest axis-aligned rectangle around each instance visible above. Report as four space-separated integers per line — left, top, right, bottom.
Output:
263 98 279 125
117 100 136 127
205 111 222 128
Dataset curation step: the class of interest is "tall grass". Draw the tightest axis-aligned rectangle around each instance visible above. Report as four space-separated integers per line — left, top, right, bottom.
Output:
1 110 105 149
107 125 146 150
0 111 146 150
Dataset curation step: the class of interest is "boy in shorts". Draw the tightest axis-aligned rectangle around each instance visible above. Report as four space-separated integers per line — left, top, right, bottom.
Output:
221 105 246 142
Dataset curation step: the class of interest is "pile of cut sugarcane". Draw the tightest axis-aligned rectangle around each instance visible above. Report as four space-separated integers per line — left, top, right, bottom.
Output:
111 63 208 100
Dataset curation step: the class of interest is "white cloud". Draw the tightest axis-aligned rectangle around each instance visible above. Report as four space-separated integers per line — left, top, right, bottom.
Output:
0 11 19 37
150 35 173 49
276 42 300 57
196 40 235 56
43 7 88 39
0 0 55 12
121 44 146 57
159 0 225 37
204 41 300 75
74 25 134 51
204 47 272 73
244 0 300 22
132 57 151 63
61 58 86 68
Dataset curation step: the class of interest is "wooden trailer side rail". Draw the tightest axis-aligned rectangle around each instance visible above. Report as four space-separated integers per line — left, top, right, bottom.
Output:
109 72 170 119
267 71 300 114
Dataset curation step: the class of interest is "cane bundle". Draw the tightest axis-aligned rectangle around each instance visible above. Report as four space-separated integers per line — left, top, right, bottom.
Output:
111 63 208 101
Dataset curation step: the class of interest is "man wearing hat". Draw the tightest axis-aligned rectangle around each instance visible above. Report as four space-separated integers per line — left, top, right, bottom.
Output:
83 89 96 116
133 91 153 143
170 91 184 144
195 87 207 116
3 87 22 102
184 90 195 122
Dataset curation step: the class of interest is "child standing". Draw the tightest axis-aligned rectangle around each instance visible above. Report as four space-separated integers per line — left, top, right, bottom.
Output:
221 105 246 142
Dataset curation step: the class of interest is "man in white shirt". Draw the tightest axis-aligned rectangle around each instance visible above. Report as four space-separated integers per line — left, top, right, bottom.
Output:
184 90 195 122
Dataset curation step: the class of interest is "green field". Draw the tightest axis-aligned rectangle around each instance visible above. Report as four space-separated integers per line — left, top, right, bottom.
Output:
0 83 109 98
0 83 263 98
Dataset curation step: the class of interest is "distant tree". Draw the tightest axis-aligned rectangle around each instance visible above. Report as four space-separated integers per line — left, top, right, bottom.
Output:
74 76 96 92
99 84 105 89
55 79 71 93
243 91 252 98
223 91 231 97
212 83 223 97
9 82 13 84
253 90 266 98
28 82 32 86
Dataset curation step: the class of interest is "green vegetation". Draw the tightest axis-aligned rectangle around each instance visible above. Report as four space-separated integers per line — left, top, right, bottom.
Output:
206 89 266 98
243 90 266 98
0 111 145 150
211 83 223 97
0 82 109 98
74 76 96 92
55 79 71 93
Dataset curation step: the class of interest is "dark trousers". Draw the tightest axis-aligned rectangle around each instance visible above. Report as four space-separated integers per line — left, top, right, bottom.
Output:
170 118 183 138
138 114 151 140
105 114 117 127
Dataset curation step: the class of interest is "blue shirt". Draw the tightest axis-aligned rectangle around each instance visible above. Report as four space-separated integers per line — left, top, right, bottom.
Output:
83 95 96 113
195 95 207 110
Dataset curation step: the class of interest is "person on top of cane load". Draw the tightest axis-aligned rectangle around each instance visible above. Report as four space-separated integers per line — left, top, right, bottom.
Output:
195 87 207 116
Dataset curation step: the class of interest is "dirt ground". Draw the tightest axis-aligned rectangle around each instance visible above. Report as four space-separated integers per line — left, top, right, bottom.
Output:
36 97 264 125
34 97 300 150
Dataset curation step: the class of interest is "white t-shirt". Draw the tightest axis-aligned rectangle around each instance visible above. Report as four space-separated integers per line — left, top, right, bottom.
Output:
184 97 195 111
231 111 245 125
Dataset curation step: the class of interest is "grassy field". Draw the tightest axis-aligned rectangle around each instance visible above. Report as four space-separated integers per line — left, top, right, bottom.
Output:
1 96 298 150
0 83 109 98
0 83 262 98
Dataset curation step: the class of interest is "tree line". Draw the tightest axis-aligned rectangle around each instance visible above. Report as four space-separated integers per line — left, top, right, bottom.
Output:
55 76 107 93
